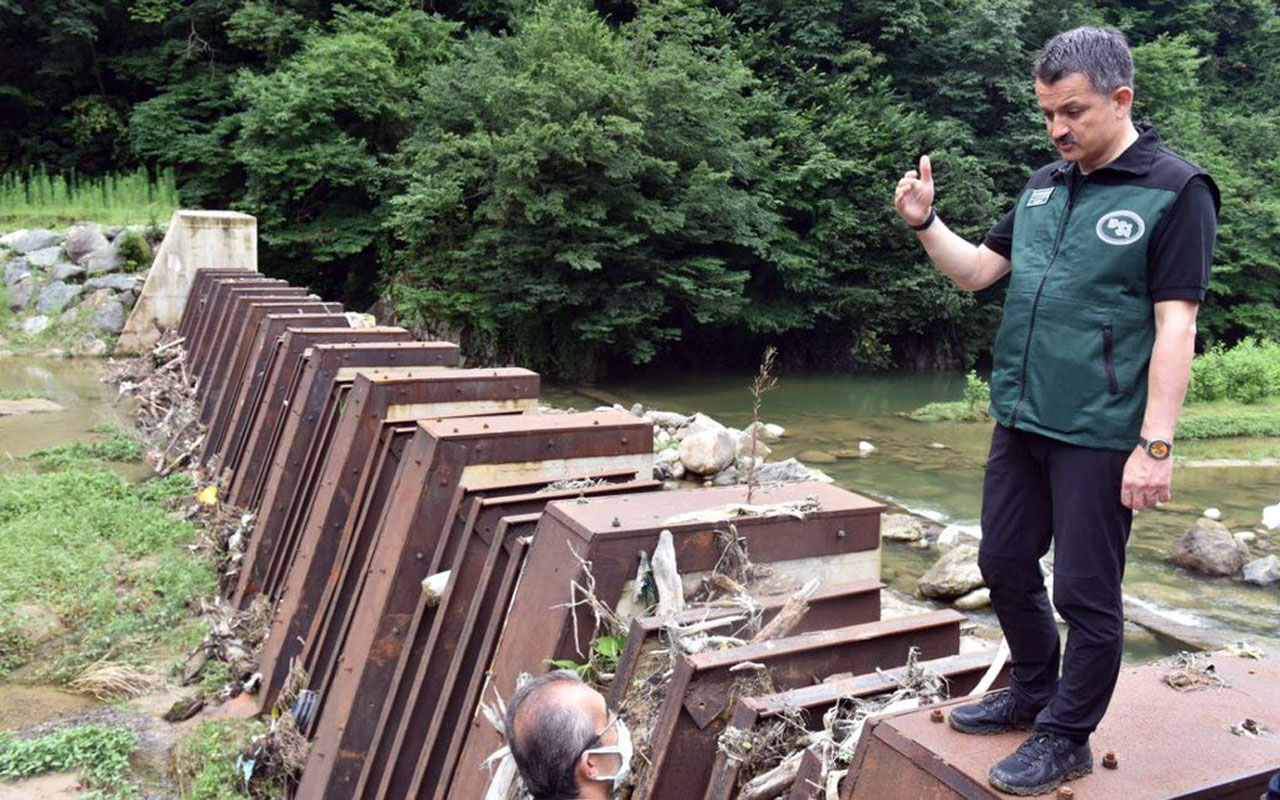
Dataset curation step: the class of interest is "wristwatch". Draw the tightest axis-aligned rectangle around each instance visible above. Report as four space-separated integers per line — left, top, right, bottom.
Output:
1138 436 1173 460
908 206 937 231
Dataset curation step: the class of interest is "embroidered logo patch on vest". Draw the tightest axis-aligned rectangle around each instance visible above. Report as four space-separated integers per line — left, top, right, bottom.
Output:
1026 187 1055 207
1095 210 1146 245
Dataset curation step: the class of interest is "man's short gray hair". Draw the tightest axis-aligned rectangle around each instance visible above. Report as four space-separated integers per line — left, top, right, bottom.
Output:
505 670 599 800
1034 26 1134 96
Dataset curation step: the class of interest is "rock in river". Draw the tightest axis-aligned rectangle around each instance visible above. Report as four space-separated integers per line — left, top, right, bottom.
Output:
918 544 984 600
1171 517 1249 577
679 429 736 476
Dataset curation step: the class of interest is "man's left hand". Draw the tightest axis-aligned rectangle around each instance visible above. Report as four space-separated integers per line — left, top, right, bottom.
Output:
1121 446 1172 510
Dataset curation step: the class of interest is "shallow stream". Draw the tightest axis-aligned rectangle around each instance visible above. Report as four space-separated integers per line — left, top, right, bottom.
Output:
545 372 1280 662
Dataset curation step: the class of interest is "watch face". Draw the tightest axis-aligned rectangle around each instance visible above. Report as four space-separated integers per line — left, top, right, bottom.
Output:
1148 440 1171 459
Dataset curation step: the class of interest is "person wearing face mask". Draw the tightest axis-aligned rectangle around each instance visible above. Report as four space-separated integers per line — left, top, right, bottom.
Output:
504 670 632 800
895 25 1218 797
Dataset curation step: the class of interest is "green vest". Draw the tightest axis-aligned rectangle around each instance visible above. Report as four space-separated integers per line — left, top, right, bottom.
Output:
989 132 1208 451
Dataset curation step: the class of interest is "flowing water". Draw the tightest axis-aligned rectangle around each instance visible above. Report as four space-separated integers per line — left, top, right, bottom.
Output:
0 357 133 467
545 372 1280 662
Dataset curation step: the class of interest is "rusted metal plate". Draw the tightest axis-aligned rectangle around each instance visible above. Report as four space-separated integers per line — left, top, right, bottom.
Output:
841 650 1280 800
451 481 886 798
633 610 963 800
229 345 460 601
295 412 654 800
188 279 290 372
190 284 304 380
177 270 260 342
609 579 884 710
254 367 541 708
787 748 827 799
364 478 664 799
220 327 419 501
200 312 350 466
214 315 352 473
196 297 341 433
704 650 1008 800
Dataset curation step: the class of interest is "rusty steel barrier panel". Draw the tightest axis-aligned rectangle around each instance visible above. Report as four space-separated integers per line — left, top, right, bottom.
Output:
254 367 542 708
296 422 419 723
608 579 884 710
632 610 964 800
213 315 353 474
295 412 654 800
188 279 290 373
704 649 1007 800
177 269 260 342
841 649 1280 800
181 274 278 362
189 283 301 380
362 477 664 800
230 353 467 605
196 297 340 432
222 332 426 506
200 312 351 466
450 480 886 798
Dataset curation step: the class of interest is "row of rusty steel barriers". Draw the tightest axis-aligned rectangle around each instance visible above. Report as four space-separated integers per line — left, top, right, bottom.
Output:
176 269 1005 799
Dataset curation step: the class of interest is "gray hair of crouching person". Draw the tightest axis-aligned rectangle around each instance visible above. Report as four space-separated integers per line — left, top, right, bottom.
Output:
504 670 599 800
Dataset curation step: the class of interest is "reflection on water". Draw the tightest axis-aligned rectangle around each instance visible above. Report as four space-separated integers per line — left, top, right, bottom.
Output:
0 357 132 467
547 372 1280 659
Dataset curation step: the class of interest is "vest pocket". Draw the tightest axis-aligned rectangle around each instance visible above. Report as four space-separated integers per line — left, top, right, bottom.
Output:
1103 324 1119 394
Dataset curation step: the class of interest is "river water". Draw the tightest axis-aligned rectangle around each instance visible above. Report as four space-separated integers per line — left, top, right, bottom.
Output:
545 372 1280 661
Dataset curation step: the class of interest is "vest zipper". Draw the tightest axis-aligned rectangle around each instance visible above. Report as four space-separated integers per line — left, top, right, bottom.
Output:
1010 179 1078 427
1103 324 1119 393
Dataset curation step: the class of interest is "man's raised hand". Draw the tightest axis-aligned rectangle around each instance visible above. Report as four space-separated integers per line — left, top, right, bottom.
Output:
895 155 934 228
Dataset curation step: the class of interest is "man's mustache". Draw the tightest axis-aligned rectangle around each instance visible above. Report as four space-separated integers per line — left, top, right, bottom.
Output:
1055 134 1078 146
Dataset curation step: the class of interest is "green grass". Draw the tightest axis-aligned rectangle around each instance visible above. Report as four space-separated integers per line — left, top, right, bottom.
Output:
0 389 51 401
906 400 990 422
0 725 140 797
0 167 177 227
28 423 143 468
170 719 283 800
0 441 210 682
1177 396 1280 440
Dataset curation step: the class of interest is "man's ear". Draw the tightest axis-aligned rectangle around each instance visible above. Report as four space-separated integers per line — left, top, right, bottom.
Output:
1112 86 1134 117
578 750 600 783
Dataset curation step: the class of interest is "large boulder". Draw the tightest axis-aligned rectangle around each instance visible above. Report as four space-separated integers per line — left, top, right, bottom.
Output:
64 223 109 261
743 421 785 442
646 410 690 430
82 247 126 275
70 334 110 358
685 412 727 437
1242 555 1280 586
918 544 984 600
26 246 63 269
50 263 85 282
85 274 141 292
881 513 936 542
750 458 812 484
4 257 30 286
36 281 82 315
1171 517 1249 577
1 229 60 254
21 315 50 335
7 276 34 310
90 295 126 334
679 429 736 476
736 432 772 461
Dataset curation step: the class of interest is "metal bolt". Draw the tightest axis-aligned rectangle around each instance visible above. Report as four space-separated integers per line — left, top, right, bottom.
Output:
621 437 628 444
612 517 621 528
1056 788 1073 799
1102 751 1118 770
930 709 944 723
836 529 847 539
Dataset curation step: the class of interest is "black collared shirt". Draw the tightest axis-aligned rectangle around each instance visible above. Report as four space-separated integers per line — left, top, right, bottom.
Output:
983 124 1218 303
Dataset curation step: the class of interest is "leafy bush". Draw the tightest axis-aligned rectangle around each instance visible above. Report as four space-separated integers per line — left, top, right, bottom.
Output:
962 371 991 412
0 725 139 793
169 719 279 800
1187 339 1280 404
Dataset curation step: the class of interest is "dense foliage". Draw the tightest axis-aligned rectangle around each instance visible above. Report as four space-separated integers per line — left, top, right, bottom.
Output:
4 0 1276 378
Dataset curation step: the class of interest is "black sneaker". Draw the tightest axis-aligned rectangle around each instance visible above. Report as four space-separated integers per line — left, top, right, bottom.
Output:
988 731 1093 796
947 689 1038 735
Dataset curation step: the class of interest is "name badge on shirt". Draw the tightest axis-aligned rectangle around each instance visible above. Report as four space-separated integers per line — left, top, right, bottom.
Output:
1027 187 1055 207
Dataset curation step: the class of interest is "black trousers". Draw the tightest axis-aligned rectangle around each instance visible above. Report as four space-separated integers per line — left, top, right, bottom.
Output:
978 423 1133 743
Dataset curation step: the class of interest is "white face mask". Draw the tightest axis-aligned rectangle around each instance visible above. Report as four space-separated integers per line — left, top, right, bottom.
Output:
582 716 632 792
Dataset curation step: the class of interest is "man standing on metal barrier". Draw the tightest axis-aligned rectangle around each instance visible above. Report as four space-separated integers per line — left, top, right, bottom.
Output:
893 26 1219 796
